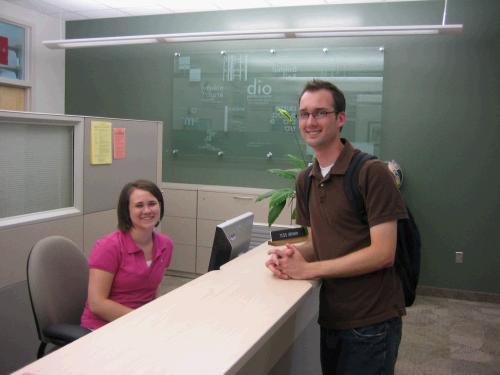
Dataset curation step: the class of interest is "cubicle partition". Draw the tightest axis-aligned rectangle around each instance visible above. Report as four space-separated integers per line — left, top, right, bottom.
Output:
0 110 162 374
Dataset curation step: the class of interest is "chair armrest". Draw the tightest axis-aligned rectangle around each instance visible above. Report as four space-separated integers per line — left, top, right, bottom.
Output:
43 323 91 345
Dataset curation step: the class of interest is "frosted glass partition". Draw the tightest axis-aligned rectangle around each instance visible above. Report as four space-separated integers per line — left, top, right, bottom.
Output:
165 47 384 188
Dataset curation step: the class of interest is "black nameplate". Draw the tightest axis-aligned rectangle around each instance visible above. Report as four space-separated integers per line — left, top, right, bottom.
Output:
271 227 307 242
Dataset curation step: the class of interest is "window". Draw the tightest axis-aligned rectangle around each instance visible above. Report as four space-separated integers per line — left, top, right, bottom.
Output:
0 18 30 111
0 112 83 228
0 19 27 81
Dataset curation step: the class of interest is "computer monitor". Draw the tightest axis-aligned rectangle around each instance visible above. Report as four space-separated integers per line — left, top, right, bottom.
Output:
207 212 254 271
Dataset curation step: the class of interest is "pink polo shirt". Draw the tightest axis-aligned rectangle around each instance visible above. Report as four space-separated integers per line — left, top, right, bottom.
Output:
81 230 173 329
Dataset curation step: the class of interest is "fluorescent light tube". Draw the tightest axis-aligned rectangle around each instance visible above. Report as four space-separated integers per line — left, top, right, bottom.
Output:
161 33 285 42
296 30 440 37
54 39 159 48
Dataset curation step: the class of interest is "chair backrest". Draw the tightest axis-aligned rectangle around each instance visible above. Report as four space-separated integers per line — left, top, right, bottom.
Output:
27 236 88 343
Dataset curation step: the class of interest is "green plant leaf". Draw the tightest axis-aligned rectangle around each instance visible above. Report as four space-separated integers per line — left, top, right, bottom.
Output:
268 168 299 180
269 188 295 206
255 190 274 202
287 154 308 169
268 199 286 227
276 107 293 124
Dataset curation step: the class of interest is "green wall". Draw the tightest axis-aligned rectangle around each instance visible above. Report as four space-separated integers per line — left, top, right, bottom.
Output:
65 0 500 294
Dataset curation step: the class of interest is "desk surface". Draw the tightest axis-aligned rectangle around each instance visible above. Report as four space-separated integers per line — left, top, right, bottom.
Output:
14 242 317 375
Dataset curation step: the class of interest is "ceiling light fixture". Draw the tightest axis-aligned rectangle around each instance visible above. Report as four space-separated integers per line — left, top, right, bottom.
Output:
43 0 462 49
43 24 462 49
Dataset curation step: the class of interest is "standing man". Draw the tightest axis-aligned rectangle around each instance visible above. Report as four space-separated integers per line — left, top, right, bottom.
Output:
266 80 408 375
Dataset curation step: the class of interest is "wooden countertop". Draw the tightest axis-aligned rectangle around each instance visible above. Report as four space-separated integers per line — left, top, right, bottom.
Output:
13 242 318 375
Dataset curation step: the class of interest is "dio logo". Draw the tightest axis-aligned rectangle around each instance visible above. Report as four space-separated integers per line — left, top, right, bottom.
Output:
247 78 272 96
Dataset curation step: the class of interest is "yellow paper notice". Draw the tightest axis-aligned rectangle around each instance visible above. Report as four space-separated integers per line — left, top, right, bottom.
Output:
90 121 112 165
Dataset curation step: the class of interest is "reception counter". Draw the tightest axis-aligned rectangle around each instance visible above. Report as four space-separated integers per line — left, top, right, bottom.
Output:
13 242 320 375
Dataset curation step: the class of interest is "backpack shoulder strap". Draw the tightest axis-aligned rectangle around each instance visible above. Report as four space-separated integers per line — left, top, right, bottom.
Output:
344 152 377 223
303 165 314 220
303 151 377 222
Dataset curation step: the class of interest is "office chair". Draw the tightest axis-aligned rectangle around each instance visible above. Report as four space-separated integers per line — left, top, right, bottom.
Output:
27 235 91 358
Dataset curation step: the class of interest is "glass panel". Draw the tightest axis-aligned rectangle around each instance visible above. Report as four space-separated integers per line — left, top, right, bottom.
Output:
0 20 26 80
165 47 383 188
0 123 74 218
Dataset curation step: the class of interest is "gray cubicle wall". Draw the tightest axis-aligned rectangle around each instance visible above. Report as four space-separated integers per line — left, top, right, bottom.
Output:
82 117 162 255
83 117 162 214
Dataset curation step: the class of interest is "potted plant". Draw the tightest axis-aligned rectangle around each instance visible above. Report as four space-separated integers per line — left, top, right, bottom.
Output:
256 108 310 226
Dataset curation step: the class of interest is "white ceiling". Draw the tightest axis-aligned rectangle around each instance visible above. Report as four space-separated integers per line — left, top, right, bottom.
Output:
3 0 428 21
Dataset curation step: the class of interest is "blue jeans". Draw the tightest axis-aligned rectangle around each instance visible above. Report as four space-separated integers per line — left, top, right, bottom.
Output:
320 317 402 375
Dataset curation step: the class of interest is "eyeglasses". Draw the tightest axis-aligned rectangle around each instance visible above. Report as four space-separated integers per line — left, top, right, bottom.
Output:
296 110 337 121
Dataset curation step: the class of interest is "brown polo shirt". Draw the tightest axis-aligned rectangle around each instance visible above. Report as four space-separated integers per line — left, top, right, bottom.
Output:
295 139 408 329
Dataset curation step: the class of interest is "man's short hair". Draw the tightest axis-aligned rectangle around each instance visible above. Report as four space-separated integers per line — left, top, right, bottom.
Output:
299 79 346 113
117 179 164 232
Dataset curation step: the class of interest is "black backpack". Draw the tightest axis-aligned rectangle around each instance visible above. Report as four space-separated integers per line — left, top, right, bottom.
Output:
303 152 421 307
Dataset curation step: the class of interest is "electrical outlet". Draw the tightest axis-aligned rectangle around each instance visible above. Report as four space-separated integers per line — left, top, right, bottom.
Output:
455 251 464 263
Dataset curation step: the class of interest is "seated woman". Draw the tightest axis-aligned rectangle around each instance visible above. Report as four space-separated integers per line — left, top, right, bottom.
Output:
81 180 173 329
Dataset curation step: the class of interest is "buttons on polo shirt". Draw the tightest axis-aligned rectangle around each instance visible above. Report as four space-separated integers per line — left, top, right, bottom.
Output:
319 183 326 202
